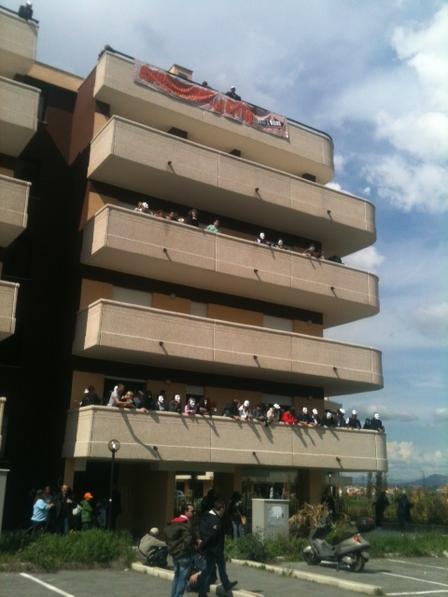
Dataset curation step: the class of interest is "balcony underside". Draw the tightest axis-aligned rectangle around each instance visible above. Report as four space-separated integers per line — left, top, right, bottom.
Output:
0 76 40 157
0 10 37 78
73 301 383 396
0 281 19 340
0 174 29 246
63 407 387 473
94 52 334 184
82 206 379 328
88 117 375 257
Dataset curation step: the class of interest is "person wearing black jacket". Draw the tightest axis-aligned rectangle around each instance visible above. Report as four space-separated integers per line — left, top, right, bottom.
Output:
198 499 237 597
165 503 196 597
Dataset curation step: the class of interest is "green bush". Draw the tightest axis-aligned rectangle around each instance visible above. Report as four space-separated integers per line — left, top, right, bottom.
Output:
369 532 448 557
225 534 307 563
0 530 134 572
0 530 36 553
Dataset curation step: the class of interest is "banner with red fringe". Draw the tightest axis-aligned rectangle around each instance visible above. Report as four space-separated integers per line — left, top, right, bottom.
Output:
134 61 289 140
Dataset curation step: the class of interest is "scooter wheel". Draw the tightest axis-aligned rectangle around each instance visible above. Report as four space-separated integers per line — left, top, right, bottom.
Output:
303 548 320 565
349 554 366 572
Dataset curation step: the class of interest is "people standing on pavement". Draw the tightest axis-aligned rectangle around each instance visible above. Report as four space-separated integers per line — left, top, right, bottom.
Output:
198 498 238 597
228 491 246 539
31 489 54 533
79 492 94 530
396 490 412 529
165 503 196 597
54 484 75 534
374 490 389 527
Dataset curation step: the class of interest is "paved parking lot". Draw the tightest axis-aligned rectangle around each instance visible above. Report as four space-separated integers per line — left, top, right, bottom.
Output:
1 557 447 596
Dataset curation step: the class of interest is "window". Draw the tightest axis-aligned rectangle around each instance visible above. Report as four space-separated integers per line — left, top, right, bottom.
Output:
112 287 152 307
263 314 293 332
262 394 292 407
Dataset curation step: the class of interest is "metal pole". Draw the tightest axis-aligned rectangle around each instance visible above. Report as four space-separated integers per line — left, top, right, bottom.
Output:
108 450 116 530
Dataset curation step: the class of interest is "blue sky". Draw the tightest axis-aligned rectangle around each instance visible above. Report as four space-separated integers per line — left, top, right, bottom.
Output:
10 0 447 480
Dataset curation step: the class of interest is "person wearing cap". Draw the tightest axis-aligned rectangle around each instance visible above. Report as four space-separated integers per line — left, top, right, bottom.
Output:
265 403 281 426
239 400 252 421
137 527 168 567
370 412 385 432
347 409 361 429
297 406 312 426
169 393 183 413
79 492 94 530
310 408 321 426
323 410 336 427
225 85 241 101
336 408 347 427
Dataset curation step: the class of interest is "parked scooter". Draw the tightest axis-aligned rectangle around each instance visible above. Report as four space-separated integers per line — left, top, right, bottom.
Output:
303 521 370 572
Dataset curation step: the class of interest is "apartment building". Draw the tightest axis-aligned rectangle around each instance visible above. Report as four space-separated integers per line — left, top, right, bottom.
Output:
0 6 385 533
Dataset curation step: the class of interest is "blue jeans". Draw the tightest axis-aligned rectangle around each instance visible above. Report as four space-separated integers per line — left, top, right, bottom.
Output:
171 555 192 597
232 520 243 539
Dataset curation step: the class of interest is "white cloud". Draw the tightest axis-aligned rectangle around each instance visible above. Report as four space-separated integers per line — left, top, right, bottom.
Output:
434 408 448 421
388 441 414 461
334 153 347 174
387 441 448 478
344 246 385 273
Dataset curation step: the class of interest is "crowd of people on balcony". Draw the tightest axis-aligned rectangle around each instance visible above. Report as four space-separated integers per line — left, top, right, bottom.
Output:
80 384 385 432
132 202 343 263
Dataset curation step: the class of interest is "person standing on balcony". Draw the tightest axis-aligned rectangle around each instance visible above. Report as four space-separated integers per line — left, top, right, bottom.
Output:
336 408 347 427
265 403 281 425
206 219 220 233
239 400 253 420
198 499 238 597
370 412 385 432
184 397 198 415
323 410 336 427
185 208 200 227
256 231 268 245
297 406 312 426
169 394 183 413
107 384 125 407
80 385 101 407
310 408 321 426
165 503 196 597
280 406 296 425
155 394 167 411
347 409 361 429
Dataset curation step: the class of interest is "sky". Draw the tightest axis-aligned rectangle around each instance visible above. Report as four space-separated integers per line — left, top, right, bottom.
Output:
9 0 447 481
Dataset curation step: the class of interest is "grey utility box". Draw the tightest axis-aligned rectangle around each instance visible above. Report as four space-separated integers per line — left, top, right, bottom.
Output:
252 498 289 540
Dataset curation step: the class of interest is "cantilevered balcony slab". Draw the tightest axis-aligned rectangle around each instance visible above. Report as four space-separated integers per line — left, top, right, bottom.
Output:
88 117 375 256
0 281 19 340
73 300 383 396
0 9 37 78
63 407 387 473
94 51 333 183
0 174 30 246
0 76 40 157
82 206 379 327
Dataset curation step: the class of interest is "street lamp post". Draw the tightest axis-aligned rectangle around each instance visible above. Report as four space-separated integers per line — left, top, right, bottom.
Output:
107 439 121 531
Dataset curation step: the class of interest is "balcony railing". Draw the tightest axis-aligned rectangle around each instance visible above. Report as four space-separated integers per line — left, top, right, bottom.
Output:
73 300 383 396
82 205 379 327
0 280 19 339
93 51 334 183
0 76 40 157
88 117 376 256
0 174 30 246
0 8 38 78
63 406 387 473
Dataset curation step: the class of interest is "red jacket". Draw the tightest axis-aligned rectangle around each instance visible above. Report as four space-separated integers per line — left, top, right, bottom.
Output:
281 411 296 425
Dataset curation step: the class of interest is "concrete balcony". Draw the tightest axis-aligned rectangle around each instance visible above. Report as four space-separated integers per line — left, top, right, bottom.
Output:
73 300 383 396
0 281 19 340
94 52 333 183
62 407 387 473
0 9 38 78
88 117 375 256
82 206 379 327
0 76 40 157
0 175 30 246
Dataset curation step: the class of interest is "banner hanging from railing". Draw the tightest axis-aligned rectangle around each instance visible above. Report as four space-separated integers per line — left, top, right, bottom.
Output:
134 61 289 140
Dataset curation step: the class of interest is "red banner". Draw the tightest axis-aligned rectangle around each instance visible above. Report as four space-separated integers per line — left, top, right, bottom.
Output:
134 61 289 140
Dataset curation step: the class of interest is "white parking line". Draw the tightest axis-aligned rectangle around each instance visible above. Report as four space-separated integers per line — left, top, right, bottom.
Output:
382 572 448 588
386 591 448 596
387 559 448 572
19 573 75 596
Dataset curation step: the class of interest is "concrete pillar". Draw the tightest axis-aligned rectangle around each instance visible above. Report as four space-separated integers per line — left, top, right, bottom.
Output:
63 458 76 488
